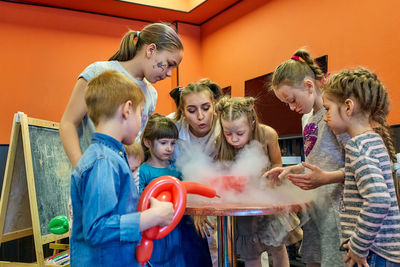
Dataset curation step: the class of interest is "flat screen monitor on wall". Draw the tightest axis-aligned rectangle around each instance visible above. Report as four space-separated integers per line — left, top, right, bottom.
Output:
244 55 328 137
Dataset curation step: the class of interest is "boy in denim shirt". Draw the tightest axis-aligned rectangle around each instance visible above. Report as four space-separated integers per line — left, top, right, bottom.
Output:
70 70 174 266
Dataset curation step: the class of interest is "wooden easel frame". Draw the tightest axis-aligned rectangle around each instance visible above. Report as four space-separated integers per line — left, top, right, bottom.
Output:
0 112 69 267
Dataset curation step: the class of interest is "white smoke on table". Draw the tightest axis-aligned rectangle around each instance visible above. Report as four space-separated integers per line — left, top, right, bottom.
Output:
176 141 317 205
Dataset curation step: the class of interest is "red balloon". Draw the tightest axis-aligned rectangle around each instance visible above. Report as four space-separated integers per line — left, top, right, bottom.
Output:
136 176 218 265
183 181 220 198
136 237 153 266
157 191 172 202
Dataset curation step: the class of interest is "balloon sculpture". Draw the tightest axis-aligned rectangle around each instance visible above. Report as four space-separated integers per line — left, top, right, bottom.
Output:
136 176 218 266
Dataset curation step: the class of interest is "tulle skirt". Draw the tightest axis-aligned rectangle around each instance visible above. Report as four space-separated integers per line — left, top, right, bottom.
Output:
236 213 302 260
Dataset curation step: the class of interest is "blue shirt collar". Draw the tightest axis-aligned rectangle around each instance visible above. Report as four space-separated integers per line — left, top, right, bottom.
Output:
92 132 126 155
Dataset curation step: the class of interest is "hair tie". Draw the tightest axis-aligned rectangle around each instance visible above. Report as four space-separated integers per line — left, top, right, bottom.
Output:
291 56 300 61
136 31 140 39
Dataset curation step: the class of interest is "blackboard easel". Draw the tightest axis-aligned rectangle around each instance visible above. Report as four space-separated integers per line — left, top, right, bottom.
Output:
0 112 70 266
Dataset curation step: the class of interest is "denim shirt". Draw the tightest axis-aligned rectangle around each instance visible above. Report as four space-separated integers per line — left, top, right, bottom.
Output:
70 133 142 266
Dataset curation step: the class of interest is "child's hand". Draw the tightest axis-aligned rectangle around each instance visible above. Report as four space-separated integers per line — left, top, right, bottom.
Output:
192 215 214 238
262 167 287 187
262 164 303 187
343 243 369 267
287 162 326 190
149 197 174 226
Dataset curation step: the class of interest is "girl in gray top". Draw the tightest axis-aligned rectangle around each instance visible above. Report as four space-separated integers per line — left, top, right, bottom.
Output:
60 23 183 168
264 49 348 267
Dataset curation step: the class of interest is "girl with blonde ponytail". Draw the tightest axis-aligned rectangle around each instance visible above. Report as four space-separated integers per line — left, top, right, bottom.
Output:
215 96 302 267
60 23 183 168
264 48 349 266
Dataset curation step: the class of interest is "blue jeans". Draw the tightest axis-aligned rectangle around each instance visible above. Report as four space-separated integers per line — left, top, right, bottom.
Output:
367 251 400 267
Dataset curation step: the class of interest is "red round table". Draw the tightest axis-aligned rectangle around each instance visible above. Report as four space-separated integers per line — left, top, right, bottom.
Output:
185 200 309 267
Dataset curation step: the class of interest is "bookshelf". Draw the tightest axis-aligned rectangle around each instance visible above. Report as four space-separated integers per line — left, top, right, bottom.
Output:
279 135 304 166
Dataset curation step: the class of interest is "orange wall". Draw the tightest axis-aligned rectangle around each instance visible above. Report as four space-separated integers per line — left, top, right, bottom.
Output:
2 0 400 143
0 2 200 143
200 0 400 125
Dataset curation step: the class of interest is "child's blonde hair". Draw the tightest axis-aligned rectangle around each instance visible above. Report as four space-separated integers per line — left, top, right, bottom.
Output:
174 80 220 121
141 114 179 161
271 48 325 91
215 96 267 161
85 70 145 125
109 23 183 61
125 142 145 163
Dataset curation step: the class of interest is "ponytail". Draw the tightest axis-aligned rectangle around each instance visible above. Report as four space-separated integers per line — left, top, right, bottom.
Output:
109 31 139 61
271 48 324 90
109 23 183 62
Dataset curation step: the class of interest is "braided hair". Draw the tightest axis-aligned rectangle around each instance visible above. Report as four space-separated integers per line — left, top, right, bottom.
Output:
324 68 395 162
323 67 399 204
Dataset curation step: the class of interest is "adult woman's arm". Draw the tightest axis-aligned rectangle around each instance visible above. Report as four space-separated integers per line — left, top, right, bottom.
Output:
60 78 89 168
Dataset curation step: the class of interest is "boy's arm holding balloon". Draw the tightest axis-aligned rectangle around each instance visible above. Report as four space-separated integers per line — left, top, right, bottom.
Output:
139 197 174 231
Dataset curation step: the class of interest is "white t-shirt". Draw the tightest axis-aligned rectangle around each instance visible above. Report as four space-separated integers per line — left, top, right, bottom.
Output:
79 60 157 141
174 117 220 159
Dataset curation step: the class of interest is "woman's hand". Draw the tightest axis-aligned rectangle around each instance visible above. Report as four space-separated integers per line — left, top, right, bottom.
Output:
343 244 369 267
192 215 214 238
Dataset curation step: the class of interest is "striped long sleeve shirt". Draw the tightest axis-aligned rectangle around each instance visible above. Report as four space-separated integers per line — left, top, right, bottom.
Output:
341 133 400 262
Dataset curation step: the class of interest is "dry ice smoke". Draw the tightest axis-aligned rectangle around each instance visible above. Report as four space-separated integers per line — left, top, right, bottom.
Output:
175 141 317 206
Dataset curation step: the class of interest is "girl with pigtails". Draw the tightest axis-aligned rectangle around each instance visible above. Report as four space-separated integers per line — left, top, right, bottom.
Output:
215 96 303 267
60 23 184 168
264 49 349 266
322 68 400 266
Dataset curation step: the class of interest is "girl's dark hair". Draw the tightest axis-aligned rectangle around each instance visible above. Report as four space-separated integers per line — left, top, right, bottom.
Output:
271 48 324 90
109 23 183 61
141 114 179 161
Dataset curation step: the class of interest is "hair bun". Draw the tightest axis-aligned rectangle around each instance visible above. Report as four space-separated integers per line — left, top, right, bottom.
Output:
169 87 183 107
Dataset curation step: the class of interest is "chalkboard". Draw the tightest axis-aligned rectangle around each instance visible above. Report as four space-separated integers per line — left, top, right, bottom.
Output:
0 113 95 265
29 115 94 237
78 114 95 153
0 113 94 242
29 125 71 236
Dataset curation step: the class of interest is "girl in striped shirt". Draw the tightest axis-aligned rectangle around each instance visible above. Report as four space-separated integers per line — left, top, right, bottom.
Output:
322 67 400 266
